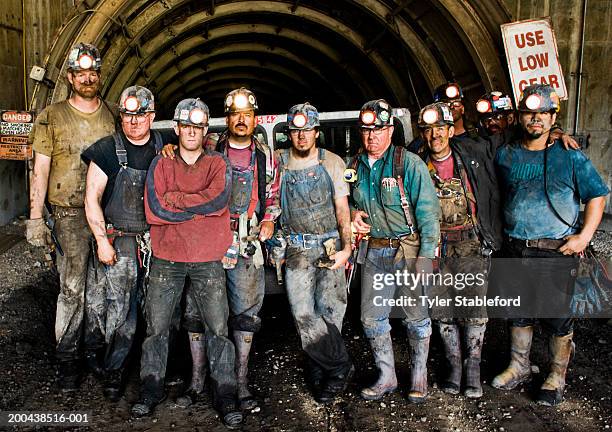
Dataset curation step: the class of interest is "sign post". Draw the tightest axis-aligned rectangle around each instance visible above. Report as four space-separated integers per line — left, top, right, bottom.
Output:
501 18 567 105
0 110 35 160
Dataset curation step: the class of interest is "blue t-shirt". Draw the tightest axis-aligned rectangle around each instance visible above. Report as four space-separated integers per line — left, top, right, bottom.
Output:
495 141 609 240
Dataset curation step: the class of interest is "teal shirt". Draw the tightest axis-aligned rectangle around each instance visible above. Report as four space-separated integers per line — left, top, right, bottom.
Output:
349 146 441 258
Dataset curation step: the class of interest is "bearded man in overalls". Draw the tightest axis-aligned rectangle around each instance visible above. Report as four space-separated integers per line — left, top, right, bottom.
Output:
276 102 354 403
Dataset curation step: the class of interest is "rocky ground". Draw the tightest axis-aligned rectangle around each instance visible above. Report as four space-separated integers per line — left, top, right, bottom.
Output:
0 220 610 432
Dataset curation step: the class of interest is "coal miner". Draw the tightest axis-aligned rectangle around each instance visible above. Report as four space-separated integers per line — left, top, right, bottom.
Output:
475 91 515 136
26 43 116 391
417 102 504 398
349 99 440 403
160 88 281 410
492 84 608 406
433 82 477 139
132 99 243 428
214 88 281 410
275 102 354 403
81 86 176 401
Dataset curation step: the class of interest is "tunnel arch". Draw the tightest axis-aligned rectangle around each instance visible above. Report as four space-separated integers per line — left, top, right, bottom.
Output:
31 0 511 120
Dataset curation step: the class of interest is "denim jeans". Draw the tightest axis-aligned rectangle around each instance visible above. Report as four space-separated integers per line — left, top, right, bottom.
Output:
140 257 237 410
360 246 431 340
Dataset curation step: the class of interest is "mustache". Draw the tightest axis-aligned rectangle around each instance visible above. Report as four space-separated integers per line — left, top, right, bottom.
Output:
527 120 544 127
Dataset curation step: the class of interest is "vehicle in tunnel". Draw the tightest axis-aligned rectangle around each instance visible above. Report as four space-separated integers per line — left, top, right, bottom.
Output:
153 107 413 159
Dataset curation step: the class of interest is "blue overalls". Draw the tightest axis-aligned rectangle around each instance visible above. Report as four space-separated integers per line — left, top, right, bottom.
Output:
279 148 351 377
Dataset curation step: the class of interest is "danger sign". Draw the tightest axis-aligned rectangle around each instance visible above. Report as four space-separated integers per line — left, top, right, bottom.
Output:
1 110 34 161
501 18 567 105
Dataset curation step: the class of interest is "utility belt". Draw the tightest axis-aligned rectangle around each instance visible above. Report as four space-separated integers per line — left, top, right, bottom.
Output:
104 224 152 275
508 236 565 251
368 233 419 249
51 205 84 218
441 226 477 243
286 230 339 250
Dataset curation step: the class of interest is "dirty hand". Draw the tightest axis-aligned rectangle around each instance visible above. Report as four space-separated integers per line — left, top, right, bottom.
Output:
352 210 371 234
161 144 178 159
25 218 52 248
559 233 590 255
97 239 117 265
258 221 275 242
330 247 352 270
550 129 579 150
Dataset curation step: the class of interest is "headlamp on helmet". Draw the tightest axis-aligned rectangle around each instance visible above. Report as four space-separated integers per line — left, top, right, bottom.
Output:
518 84 560 113
224 88 258 114
173 98 210 127
119 86 155 115
67 43 102 72
446 85 460 99
124 96 140 113
434 82 464 103
287 102 320 130
358 99 393 129
418 102 454 128
476 99 491 114
360 110 376 126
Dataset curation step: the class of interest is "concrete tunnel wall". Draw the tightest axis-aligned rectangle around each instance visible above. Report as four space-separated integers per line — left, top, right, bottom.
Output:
0 0 610 224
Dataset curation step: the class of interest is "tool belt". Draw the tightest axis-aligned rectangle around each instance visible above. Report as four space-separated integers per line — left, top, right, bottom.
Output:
286 230 339 250
369 233 419 249
441 227 477 243
509 237 565 251
51 205 84 218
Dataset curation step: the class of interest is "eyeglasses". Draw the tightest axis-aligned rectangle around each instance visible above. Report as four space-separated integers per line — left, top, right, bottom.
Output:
359 126 389 136
121 113 149 123
449 101 463 109
482 113 508 124
289 129 315 135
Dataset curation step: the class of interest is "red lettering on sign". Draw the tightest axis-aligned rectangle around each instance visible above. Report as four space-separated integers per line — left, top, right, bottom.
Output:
256 115 278 124
518 52 549 71
514 30 546 48
518 74 561 92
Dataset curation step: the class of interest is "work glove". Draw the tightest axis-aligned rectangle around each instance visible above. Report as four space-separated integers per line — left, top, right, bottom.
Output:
25 218 52 248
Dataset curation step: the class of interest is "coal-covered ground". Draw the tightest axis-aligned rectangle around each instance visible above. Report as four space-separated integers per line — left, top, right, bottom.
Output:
0 221 610 432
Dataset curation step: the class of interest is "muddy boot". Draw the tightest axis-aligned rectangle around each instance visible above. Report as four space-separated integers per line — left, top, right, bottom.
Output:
234 330 257 410
57 359 81 392
316 363 355 404
463 323 486 398
132 378 166 418
85 349 104 379
360 333 398 400
177 332 207 408
103 368 124 402
492 326 533 390
438 322 462 395
407 337 430 404
307 358 325 394
538 333 573 406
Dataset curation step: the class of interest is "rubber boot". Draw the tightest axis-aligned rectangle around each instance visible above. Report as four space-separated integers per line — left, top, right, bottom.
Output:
538 332 573 406
57 359 81 392
407 336 430 404
463 323 486 398
492 326 533 390
234 330 257 410
438 322 462 395
176 332 207 408
360 333 398 400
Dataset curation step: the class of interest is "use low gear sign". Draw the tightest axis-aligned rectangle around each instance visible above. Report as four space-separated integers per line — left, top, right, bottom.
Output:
501 18 568 106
